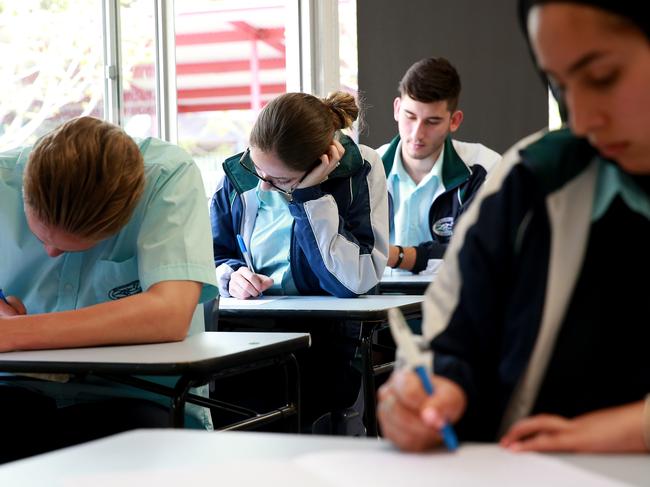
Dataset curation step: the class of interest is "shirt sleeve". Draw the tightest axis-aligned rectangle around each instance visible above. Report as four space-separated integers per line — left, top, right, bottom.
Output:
136 143 218 303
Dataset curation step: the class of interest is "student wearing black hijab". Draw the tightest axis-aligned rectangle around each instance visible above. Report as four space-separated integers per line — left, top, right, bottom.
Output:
377 0 650 453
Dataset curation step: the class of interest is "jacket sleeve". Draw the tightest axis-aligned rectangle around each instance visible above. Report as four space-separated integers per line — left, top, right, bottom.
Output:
423 154 545 441
288 147 389 297
412 166 491 274
209 174 245 297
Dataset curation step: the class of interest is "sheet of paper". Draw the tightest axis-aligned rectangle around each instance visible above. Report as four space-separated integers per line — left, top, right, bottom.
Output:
63 460 330 487
294 445 631 487
219 296 286 307
60 444 631 487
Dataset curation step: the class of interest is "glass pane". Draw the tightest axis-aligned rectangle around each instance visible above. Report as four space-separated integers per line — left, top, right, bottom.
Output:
0 0 104 151
121 0 158 139
174 0 289 196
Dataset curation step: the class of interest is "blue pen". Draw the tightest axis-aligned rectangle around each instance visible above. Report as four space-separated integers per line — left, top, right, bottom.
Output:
0 288 10 306
388 308 459 451
236 234 263 297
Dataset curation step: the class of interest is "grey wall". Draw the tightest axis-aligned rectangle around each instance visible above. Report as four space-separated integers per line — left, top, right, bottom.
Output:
357 0 548 154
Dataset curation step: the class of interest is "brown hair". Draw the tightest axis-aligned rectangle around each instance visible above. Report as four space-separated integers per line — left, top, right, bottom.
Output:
249 91 359 171
398 57 462 112
23 116 145 240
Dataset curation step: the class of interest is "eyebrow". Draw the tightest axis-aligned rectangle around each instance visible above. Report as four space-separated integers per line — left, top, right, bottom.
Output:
251 162 292 181
567 51 606 75
404 109 444 121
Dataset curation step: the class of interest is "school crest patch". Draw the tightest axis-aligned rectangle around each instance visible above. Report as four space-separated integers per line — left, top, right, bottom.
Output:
108 280 143 300
432 217 455 237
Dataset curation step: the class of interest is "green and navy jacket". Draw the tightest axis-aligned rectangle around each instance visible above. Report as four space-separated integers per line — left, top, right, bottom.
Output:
378 135 500 273
210 134 389 298
422 128 650 441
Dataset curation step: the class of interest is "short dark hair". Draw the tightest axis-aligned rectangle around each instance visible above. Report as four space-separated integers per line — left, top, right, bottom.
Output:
398 57 461 111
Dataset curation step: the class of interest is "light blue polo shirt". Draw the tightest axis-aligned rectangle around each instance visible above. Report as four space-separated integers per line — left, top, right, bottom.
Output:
0 138 218 429
250 186 298 295
388 143 444 246
592 159 650 221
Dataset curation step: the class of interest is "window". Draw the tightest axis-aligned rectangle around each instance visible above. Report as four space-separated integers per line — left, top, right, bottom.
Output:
173 1 290 196
0 0 104 150
121 0 159 139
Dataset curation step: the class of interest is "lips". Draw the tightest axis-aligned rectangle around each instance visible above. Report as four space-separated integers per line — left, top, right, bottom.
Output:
596 141 629 159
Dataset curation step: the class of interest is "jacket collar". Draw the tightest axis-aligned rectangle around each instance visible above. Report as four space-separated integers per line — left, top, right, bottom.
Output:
223 133 364 195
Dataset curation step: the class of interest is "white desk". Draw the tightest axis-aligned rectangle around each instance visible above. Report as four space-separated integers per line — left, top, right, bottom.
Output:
216 295 424 436
0 430 647 486
0 332 310 429
217 294 424 321
379 273 434 294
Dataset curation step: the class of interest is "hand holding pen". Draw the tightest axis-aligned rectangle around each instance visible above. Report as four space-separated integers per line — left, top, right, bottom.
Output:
0 288 26 316
377 308 466 452
227 235 273 300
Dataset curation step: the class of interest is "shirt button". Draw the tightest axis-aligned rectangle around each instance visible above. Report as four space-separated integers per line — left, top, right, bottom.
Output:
64 283 73 292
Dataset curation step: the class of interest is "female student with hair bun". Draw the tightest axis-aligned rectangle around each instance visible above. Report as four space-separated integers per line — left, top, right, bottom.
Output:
210 91 389 430
210 91 389 300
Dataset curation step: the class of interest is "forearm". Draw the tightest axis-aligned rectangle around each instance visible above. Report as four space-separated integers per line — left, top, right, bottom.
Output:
0 280 202 352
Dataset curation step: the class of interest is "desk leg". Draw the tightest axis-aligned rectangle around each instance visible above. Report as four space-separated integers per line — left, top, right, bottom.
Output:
361 332 378 437
286 353 301 433
170 375 193 428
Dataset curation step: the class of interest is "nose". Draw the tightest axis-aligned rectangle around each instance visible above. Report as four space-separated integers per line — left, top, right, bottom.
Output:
566 89 607 138
44 245 64 257
410 120 425 140
259 180 274 192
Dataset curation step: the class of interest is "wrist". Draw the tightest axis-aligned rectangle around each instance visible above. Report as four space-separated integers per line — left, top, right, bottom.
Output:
392 245 405 268
641 394 650 450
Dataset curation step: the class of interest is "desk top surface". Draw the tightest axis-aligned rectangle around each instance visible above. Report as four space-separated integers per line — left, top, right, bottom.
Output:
0 332 310 375
218 294 424 320
0 430 646 486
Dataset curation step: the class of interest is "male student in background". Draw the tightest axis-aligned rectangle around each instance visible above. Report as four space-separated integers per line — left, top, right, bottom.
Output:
377 57 501 274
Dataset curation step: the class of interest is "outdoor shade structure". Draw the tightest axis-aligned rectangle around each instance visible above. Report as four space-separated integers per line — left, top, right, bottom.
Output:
125 5 288 116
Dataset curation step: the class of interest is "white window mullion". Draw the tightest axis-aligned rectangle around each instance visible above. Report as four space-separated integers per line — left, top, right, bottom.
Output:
154 0 178 143
102 0 122 125
296 0 340 96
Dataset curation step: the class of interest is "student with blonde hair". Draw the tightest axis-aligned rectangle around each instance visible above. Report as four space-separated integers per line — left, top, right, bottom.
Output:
0 116 217 461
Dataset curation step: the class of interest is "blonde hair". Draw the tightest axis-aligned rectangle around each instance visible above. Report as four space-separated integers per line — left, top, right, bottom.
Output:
24 116 145 240
250 91 360 171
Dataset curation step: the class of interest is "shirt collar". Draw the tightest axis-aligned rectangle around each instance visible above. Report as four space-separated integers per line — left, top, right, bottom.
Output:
388 140 444 189
593 158 650 221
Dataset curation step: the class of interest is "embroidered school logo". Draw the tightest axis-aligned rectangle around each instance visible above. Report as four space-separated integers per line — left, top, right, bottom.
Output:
432 217 455 237
108 280 142 300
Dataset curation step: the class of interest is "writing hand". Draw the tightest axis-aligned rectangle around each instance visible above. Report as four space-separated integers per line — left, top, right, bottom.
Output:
228 266 274 299
0 294 27 317
377 369 466 452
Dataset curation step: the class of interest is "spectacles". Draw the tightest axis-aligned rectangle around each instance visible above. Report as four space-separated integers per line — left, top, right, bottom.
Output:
238 148 318 198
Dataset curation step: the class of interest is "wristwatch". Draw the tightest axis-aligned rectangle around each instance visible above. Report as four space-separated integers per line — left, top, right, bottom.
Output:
393 245 404 268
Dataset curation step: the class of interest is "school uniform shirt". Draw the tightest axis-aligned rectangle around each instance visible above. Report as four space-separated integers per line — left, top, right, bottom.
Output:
387 144 443 247
210 133 389 298
0 138 218 429
250 186 299 295
377 136 501 274
422 128 650 441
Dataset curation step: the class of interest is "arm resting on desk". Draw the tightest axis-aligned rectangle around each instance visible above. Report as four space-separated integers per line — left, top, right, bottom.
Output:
0 280 202 352
500 400 650 453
